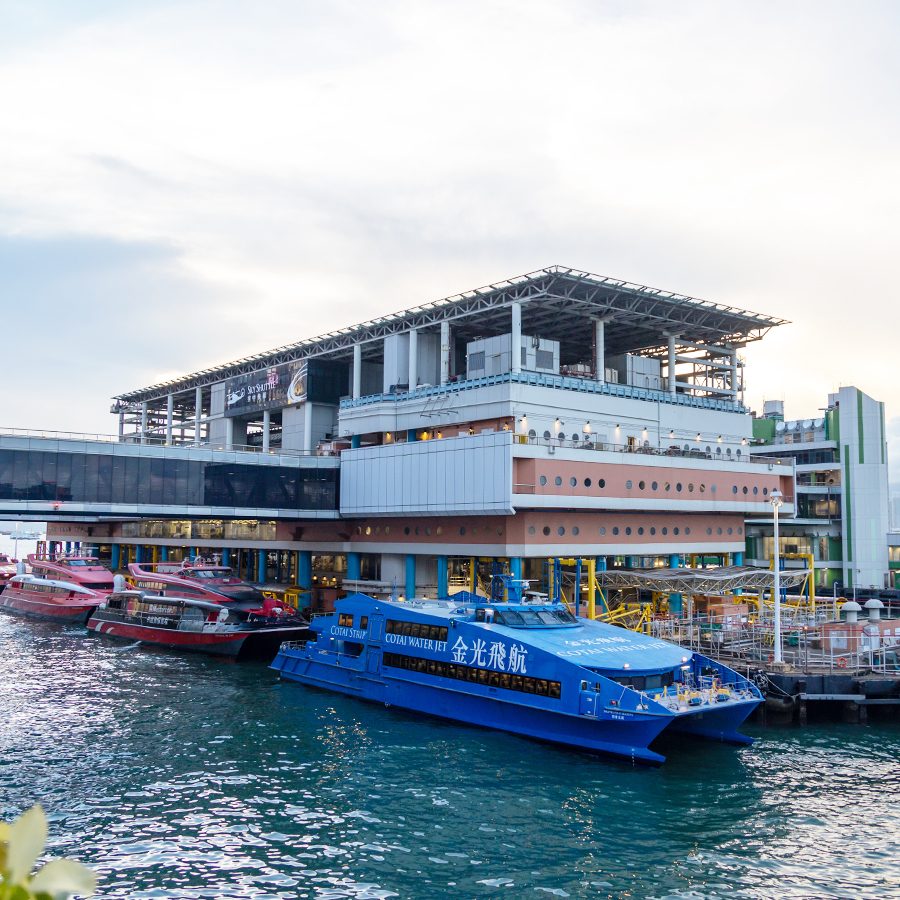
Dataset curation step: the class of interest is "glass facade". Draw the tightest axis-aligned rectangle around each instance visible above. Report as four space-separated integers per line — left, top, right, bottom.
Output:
0 449 338 511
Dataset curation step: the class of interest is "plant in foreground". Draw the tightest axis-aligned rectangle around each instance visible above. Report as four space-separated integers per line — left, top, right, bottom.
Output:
0 805 96 899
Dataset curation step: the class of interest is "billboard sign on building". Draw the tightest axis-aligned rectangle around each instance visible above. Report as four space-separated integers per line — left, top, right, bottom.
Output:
224 359 347 417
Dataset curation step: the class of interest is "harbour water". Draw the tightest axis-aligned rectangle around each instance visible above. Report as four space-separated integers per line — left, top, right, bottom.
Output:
1 613 898 899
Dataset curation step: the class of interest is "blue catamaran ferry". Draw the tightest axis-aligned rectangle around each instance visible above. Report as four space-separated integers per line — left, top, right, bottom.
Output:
271 576 762 764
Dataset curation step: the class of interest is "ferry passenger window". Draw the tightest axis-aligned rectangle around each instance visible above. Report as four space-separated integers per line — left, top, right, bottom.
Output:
520 610 541 625
488 671 501 688
477 669 490 685
511 675 524 691
645 675 663 690
535 680 549 696
360 616 369 630
499 673 511 689
338 613 354 627
537 611 557 625
400 621 412 636
427 660 437 675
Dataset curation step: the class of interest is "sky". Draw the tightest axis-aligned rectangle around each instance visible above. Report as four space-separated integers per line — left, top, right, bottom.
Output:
1 0 898 477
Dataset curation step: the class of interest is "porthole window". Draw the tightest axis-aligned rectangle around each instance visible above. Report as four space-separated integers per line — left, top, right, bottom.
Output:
707 527 713 536
688 483 694 493
436 526 442 535
685 527 691 536
569 477 577 487
673 527 680 536
738 526 744 535
763 487 769 495
542 526 551 536
662 527 668 535
652 481 658 491
557 526 565 536
424 526 431 536
753 486 759 495
555 476 563 486
665 482 671 492
625 527 632 536
459 527 466 536
584 477 592 487
571 433 579 443
726 448 732 457
727 527 734 535
528 525 536 535
543 430 552 440
626 479 633 490
638 480 646 490
598 478 606 489
736 449 742 457
638 527 645 536
364 525 372 535
676 483 683 492
572 526 580 536
650 527 656 536
539 475 548 486
385 526 391 536
683 444 689 452
528 429 537 439
716 447 722 456
732 485 738 494
612 526 620 536
599 526 607 536
404 526 411 535
706 446 712 455
717 527 723 535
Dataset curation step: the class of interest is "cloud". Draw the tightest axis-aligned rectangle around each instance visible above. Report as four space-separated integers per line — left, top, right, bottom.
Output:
0 0 897 480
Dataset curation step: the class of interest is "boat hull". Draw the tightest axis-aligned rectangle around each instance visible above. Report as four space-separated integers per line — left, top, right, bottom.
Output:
273 650 673 764
0 591 97 624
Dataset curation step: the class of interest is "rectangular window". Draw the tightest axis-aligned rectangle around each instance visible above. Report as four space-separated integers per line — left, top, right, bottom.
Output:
535 349 554 370
338 613 354 628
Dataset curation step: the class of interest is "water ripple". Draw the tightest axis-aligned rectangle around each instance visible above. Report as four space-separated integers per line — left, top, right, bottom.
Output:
1 615 898 899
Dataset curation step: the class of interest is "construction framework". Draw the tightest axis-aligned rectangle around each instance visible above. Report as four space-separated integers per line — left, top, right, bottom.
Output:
597 566 811 595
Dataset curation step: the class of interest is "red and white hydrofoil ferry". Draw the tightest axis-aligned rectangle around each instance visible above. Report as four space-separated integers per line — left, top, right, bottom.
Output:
28 552 117 593
0 553 17 584
88 590 309 658
0 573 104 624
128 561 303 626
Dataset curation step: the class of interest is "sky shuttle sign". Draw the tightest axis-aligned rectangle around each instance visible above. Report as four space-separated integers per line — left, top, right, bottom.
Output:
224 363 306 417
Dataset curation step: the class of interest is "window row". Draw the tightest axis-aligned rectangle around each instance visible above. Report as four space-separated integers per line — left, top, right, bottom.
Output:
526 524 744 538
0 449 338 510
537 473 773 497
384 652 562 698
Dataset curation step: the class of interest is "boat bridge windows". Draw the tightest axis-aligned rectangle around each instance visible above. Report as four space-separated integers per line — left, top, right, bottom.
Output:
480 607 578 628
384 651 561 698
596 671 676 692
386 619 449 643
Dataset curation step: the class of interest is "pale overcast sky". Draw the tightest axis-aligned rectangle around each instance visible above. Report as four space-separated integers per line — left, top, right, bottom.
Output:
1 1 898 474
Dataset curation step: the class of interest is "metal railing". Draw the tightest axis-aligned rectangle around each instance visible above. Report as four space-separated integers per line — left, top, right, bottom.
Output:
340 370 746 413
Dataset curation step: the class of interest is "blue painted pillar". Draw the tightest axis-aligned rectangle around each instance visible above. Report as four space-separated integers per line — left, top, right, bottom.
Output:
257 550 267 584
625 555 635 569
135 545 143 564
347 552 361 580
406 429 417 442
159 546 168 561
405 554 416 600
298 551 312 590
111 544 121 571
670 553 681 568
668 554 682 611
65 541 71 554
574 557 582 617
221 547 230 566
437 556 449 598
351 435 361 449
733 551 744 566
509 557 523 580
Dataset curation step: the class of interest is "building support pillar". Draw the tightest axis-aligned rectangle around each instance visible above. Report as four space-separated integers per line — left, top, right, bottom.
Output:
118 412 125 439
594 318 606 382
303 401 313 454
509 556 523 580
510 302 522 375
733 551 744 566
220 547 229 566
166 393 174 445
440 321 451 385
224 417 234 450
406 429 417 442
352 343 362 400
195 386 203 445
667 334 677 397
347 551 361 581
670 553 681 568
111 544 120 570
405 554 416 600
351 435 361 449
437 555 449 598
134 545 142 564
298 551 312 590
140 402 148 444
257 550 267 584
408 328 418 391
262 409 271 453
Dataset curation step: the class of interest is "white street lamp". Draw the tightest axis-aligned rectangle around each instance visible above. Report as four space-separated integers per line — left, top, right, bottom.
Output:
771 488 784 664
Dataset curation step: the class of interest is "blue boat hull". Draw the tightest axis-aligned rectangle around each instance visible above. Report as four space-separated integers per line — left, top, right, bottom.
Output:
274 651 675 764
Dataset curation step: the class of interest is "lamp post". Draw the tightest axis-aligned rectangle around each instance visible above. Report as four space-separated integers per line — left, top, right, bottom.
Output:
771 488 784 664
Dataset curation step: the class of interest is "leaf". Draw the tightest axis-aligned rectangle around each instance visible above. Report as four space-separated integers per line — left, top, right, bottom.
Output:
5 805 48 883
30 859 97 898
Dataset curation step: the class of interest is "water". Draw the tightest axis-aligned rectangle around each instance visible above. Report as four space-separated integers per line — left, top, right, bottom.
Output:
1 615 898 899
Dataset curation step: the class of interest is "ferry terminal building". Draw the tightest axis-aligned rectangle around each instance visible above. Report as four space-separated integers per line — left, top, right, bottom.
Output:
1 266 798 607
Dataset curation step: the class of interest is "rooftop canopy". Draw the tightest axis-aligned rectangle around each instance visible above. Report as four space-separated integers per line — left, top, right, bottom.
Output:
114 265 787 405
598 566 811 594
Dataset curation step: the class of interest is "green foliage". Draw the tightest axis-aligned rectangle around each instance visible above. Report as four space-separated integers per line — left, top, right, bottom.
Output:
0 806 96 900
